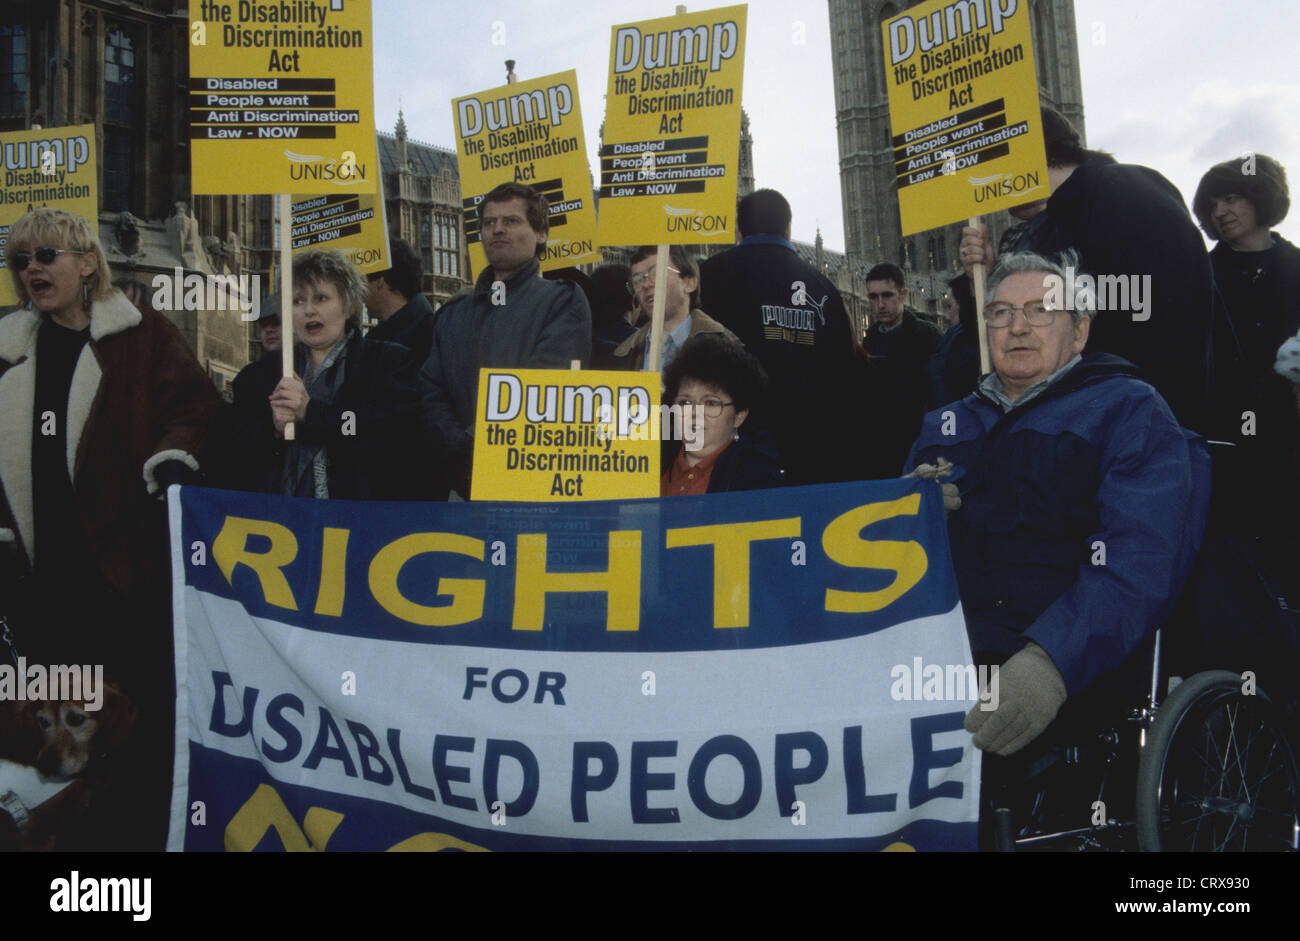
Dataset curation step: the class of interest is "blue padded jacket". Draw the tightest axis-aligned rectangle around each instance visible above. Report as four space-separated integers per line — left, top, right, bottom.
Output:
905 353 1211 696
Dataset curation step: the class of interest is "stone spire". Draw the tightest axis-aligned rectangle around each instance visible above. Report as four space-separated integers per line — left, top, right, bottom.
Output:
395 108 408 168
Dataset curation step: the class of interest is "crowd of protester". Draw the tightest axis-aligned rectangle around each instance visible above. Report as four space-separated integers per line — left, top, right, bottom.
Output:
3 111 1299 849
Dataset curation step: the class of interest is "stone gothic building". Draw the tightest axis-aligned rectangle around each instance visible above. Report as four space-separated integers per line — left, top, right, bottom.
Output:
827 0 1085 319
0 2 473 392
378 113 471 309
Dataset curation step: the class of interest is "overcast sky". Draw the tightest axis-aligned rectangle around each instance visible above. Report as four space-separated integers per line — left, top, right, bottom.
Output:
373 0 1300 251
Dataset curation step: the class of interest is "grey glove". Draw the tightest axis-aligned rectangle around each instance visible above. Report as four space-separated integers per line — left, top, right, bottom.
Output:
906 458 961 513
964 642 1067 756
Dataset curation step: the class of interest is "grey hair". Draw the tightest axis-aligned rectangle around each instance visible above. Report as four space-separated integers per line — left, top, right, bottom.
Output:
985 249 1091 322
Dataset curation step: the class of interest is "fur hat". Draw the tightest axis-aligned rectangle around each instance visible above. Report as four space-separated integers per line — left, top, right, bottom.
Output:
1193 154 1290 237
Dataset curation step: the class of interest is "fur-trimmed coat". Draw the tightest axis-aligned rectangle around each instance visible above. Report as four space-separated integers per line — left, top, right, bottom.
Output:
0 292 221 599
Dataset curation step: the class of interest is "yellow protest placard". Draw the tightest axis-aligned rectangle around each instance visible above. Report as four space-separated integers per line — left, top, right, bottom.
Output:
452 69 598 276
188 0 378 195
882 0 1048 235
289 147 390 273
597 4 747 247
471 368 661 502
0 124 98 307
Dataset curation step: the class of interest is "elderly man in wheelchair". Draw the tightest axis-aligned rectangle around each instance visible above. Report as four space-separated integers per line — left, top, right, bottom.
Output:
905 251 1300 850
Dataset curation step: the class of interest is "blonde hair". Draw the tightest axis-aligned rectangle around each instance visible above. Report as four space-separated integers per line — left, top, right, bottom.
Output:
292 249 367 328
5 207 113 305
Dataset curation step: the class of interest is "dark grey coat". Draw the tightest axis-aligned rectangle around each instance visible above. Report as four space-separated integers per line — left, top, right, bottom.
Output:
418 257 591 494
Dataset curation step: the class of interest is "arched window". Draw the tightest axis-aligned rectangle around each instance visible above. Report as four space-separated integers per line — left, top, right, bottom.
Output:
103 28 137 211
0 24 26 114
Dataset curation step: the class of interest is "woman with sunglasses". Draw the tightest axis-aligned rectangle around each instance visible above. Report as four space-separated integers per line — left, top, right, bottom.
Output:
0 207 220 849
661 333 785 496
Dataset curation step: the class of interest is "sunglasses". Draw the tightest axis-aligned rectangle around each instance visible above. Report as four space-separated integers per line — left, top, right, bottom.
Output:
10 247 87 272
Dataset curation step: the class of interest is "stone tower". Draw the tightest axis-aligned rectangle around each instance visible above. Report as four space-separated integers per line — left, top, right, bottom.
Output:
827 0 1085 315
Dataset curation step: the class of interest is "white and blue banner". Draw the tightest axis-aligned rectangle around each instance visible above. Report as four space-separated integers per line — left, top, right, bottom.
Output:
166 480 980 851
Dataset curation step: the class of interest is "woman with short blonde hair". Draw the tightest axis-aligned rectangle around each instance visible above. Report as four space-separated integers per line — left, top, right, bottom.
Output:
1 206 221 849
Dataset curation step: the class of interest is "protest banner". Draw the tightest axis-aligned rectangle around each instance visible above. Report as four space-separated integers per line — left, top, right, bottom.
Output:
289 146 391 274
596 4 747 248
882 0 1048 373
167 480 980 851
453 69 598 275
470 368 661 502
882 0 1048 235
189 0 381 435
0 124 98 307
187 0 379 196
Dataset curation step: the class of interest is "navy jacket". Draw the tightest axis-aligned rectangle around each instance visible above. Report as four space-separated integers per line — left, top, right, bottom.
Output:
699 239 869 485
906 354 1210 696
367 291 437 366
223 332 425 500
662 430 785 494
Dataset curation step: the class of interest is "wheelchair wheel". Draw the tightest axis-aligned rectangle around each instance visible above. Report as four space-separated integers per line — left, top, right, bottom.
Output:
1137 670 1300 851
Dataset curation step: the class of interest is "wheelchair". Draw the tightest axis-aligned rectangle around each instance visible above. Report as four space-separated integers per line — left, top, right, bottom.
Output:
990 582 1300 852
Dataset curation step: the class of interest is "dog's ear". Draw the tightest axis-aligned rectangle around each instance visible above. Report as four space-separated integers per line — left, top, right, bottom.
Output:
0 701 43 765
93 683 138 755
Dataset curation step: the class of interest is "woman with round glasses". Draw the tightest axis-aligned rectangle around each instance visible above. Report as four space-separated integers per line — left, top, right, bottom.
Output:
661 333 784 495
1 207 220 848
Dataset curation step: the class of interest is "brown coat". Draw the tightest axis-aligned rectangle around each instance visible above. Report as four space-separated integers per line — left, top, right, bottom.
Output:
0 292 221 598
610 308 738 367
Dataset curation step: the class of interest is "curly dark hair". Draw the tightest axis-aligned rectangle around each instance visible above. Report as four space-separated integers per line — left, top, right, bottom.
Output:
663 333 767 416
1193 154 1290 237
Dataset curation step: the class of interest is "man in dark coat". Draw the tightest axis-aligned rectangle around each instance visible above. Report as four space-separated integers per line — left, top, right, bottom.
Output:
365 237 436 365
960 107 1213 433
699 189 868 485
861 263 942 477
419 182 591 497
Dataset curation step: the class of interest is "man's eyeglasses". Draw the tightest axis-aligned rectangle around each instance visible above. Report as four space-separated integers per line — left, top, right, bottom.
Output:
10 247 87 272
673 396 733 418
627 266 680 294
983 301 1060 328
